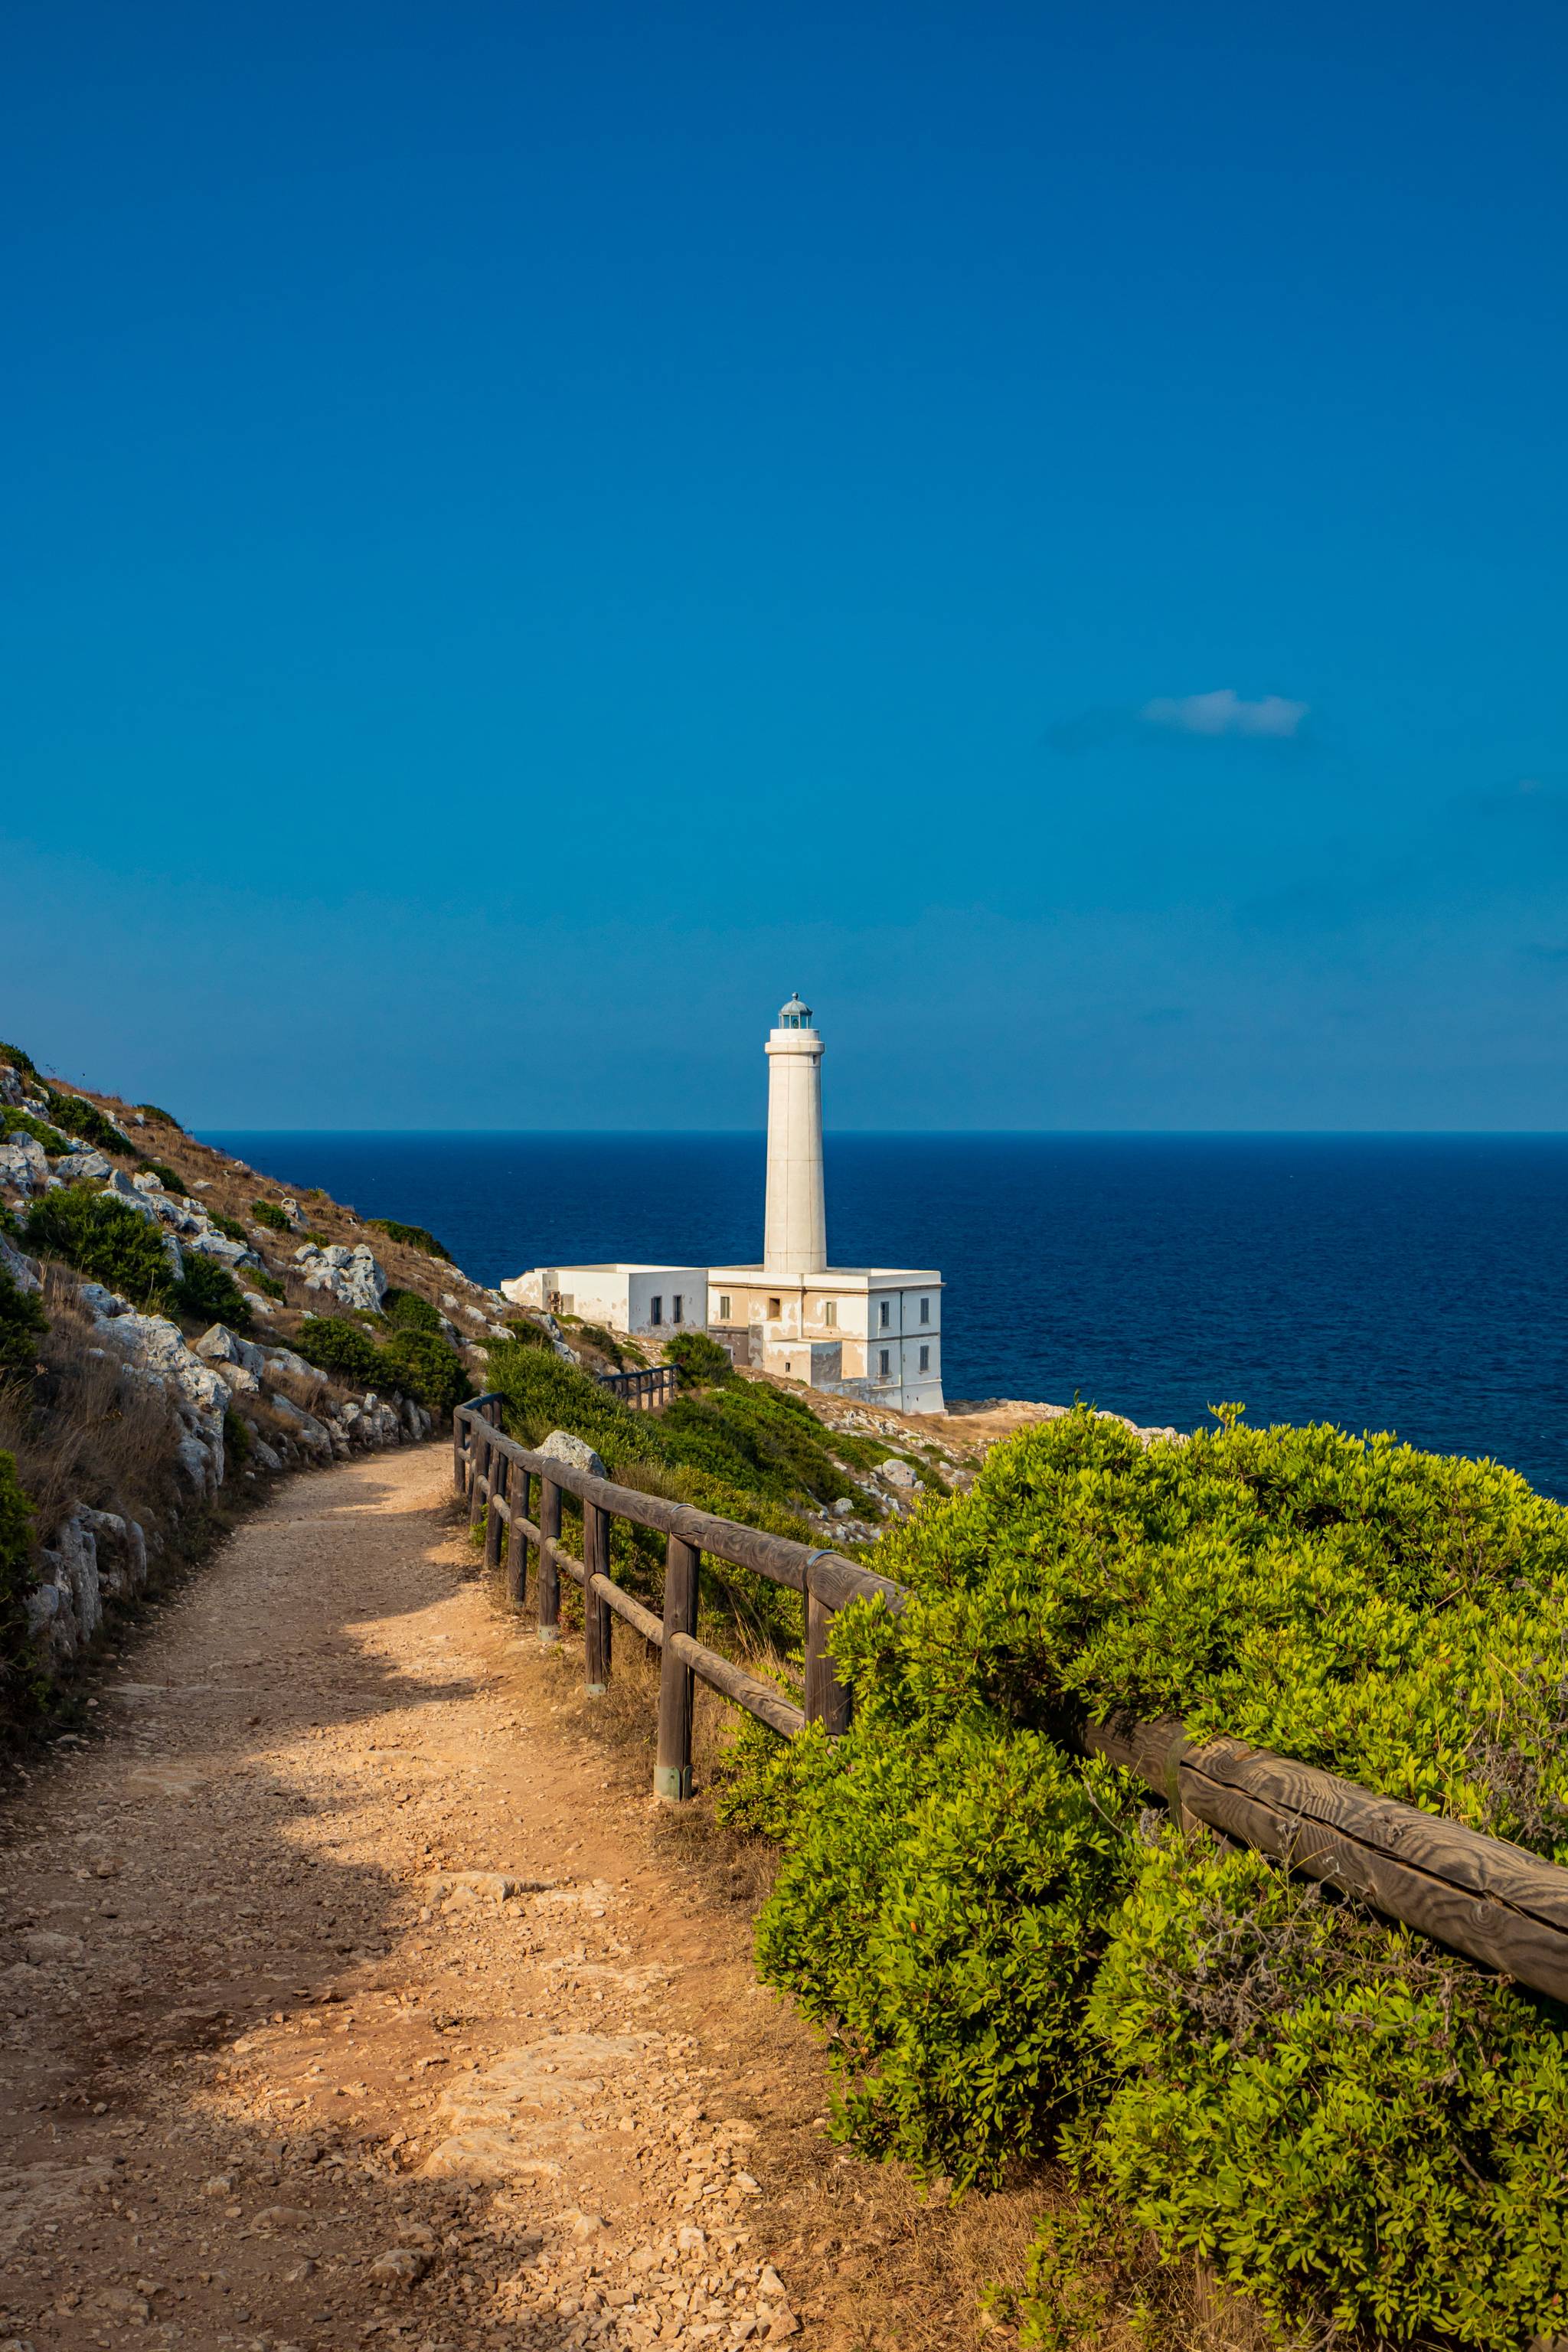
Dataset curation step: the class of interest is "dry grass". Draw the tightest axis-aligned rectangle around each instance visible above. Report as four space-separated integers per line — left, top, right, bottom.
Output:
0 1264 183 1538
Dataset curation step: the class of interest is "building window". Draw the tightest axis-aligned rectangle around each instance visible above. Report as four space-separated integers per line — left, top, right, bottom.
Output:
822 1299 837 1328
717 1293 731 1321
920 1296 930 1324
768 1295 781 1319
878 1300 890 1329
878 1348 890 1377
672 1295 684 1324
649 1296 663 1326
919 1344 930 1372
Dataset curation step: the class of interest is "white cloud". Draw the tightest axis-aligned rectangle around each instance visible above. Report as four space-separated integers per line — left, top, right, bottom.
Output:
1142 688 1308 739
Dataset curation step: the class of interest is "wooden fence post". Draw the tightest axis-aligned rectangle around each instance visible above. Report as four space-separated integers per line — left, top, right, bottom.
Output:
484 1447 506 1573
452 1411 466 1494
537 1478 562 1643
655 1534 700 1800
469 1428 488 1534
583 1499 612 1694
506 1467 531 1609
804 1557 853 1736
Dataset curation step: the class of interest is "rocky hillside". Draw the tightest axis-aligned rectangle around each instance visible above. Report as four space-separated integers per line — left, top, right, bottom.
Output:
0 1034 541 1733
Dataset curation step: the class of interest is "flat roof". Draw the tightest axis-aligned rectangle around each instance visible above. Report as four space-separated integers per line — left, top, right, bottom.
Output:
537 1263 709 1276
707 1264 942 1287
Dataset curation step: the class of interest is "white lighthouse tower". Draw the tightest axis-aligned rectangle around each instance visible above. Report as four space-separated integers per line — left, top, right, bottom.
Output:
707 995 946 1413
763 994 827 1277
504 992 947 1413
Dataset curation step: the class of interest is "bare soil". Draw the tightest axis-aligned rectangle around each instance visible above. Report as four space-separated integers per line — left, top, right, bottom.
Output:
0 1442 1045 2352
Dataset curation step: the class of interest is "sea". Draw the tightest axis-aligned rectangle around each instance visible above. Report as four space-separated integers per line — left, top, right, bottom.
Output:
204 1132 1568 1502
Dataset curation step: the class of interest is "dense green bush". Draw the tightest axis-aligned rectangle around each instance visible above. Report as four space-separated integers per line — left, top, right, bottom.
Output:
0 1040 39 1082
1 1106 67 1152
251 1200 292 1233
385 1285 442 1334
143 1160 188 1196
665 1330 733 1387
0 1270 49 1382
24 1190 172 1307
0 1449 34 1696
367 1216 452 1261
205 1209 247 1243
380 1328 470 1416
724 1408 1568 2347
292 1316 383 1385
172 1254 253 1332
247 1266 285 1300
42 1089 131 1155
136 1103 180 1127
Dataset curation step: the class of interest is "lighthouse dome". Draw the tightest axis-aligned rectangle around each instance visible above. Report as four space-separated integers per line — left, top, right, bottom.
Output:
779 993 812 1030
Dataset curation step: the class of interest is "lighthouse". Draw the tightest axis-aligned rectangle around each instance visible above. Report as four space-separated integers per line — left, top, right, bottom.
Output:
503 992 947 1413
763 995 827 1277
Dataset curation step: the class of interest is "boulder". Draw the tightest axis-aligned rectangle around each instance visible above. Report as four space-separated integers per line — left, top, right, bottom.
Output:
0 1233 41 1293
195 1323 267 1376
293 1240 387 1311
879 1458 919 1490
537 1429 607 1479
77 1507 148 1600
0 1135 50 1194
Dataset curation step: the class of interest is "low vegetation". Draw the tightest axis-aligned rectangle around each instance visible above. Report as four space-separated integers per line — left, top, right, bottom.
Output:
23 1190 173 1307
292 1314 471 1417
367 1215 452 1261
719 1406 1568 2347
41 1089 132 1155
0 1271 49 1382
251 1200 292 1233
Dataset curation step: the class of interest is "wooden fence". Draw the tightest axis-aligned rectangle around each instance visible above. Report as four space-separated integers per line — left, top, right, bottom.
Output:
453 1396 1568 2004
596 1364 678 1411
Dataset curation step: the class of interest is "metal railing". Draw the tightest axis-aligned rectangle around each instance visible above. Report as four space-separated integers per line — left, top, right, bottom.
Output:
454 1395 904 1800
452 1395 1568 2005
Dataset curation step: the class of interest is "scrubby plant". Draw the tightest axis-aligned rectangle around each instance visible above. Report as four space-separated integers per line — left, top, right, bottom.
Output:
721 1407 1568 2346
292 1316 384 1385
223 1406 252 1469
1 1107 67 1152
577 1321 625 1367
0 1271 49 1383
142 1160 189 1196
665 1330 733 1387
172 1254 253 1333
366 1216 453 1261
247 1266 286 1300
205 1209 247 1243
250 1200 292 1233
380 1328 471 1416
136 1103 181 1127
41 1089 131 1155
384 1285 442 1334
0 1041 38 1082
0 1449 33 1687
23 1190 172 1307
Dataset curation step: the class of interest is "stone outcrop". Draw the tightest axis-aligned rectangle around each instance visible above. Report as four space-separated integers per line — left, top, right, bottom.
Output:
28 1504 151 1666
0 1233 41 1293
293 1241 387 1312
537 1429 607 1478
0 1135 50 1194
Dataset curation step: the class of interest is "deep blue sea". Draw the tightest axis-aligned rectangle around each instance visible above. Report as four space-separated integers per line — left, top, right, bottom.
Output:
205 1132 1568 1500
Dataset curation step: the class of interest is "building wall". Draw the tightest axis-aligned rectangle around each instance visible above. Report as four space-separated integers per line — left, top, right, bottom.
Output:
625 1269 707 1336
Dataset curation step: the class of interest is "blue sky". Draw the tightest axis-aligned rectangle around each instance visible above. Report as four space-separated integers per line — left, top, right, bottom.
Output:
4 0 1566 1129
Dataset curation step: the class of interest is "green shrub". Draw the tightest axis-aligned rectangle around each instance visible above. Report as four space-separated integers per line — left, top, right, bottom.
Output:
724 1407 1568 2344
205 1209 247 1243
247 1266 285 1300
380 1328 471 1416
384 1286 442 1334
0 1040 38 1082
136 1103 181 1127
24 1190 172 1307
665 1330 733 1387
1 1107 67 1152
143 1160 188 1196
0 1449 34 1681
577 1321 626 1367
0 1271 48 1382
292 1317 383 1385
366 1216 452 1261
172 1254 253 1332
224 1406 252 1468
251 1200 292 1233
42 1089 131 1155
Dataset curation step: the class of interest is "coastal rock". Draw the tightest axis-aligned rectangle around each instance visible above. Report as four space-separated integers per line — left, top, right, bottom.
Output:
0 1135 50 1194
537 1429 607 1479
195 1324 268 1377
0 1233 42 1293
292 1241 387 1312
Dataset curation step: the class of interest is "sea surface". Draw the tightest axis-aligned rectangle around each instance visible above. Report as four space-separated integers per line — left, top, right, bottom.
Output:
205 1132 1568 1500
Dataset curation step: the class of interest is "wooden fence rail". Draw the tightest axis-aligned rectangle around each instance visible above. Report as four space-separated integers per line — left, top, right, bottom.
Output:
597 1364 678 1411
452 1397 1568 2004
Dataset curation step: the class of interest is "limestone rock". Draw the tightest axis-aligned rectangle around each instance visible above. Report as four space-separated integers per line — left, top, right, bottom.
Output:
0 1135 49 1194
879 1458 918 1490
292 1241 387 1311
0 1233 41 1293
537 1429 607 1478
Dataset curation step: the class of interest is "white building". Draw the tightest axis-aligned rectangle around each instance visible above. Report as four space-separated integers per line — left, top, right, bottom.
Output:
500 1263 707 1339
707 996 944 1413
501 993 946 1414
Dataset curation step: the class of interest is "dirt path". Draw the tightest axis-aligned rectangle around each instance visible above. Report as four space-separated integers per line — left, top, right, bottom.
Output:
0 1446 1027 2352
